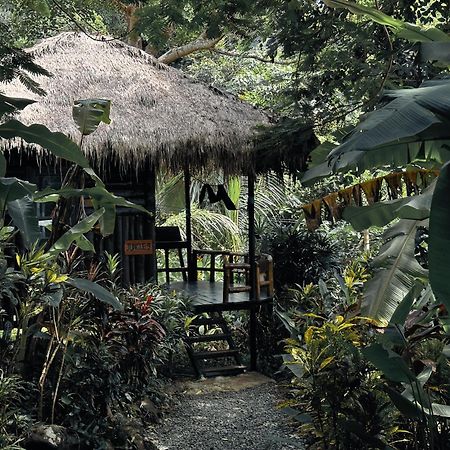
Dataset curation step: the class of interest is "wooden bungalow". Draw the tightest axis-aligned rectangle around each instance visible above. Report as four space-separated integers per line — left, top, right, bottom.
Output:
1 32 317 376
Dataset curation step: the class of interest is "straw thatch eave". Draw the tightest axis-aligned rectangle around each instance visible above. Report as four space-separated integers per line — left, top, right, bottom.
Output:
0 32 272 175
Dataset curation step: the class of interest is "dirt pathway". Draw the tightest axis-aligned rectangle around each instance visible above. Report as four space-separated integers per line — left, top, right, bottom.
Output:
151 373 304 450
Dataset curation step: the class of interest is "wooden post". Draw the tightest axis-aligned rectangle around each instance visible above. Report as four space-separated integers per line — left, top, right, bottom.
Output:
248 171 257 371
136 216 145 283
184 166 195 281
144 163 157 281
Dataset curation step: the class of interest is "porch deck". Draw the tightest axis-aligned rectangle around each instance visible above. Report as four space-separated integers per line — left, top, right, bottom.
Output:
168 280 273 313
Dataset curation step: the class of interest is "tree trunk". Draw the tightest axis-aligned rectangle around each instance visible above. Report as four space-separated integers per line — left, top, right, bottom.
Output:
111 0 142 48
125 4 142 48
157 36 222 65
112 1 223 62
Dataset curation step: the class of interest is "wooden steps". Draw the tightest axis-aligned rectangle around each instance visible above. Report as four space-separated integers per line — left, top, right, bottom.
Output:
194 349 239 359
201 365 247 377
184 312 246 378
186 333 231 343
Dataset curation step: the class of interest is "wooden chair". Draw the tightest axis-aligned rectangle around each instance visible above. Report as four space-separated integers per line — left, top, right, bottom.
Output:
192 249 248 283
223 253 274 303
255 254 274 300
155 226 188 284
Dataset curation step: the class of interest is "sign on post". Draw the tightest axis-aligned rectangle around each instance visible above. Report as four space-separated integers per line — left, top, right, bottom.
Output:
124 240 154 256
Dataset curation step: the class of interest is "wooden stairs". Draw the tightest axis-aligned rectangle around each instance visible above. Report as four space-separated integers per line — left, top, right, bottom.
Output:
184 312 246 378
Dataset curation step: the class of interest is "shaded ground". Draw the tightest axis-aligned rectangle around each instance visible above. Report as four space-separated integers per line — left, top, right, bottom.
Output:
151 373 304 450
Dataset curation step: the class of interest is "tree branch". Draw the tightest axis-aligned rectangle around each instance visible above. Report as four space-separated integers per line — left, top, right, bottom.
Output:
211 48 294 65
157 35 223 64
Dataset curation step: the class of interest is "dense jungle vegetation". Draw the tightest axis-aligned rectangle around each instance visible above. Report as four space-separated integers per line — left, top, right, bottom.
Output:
0 0 450 449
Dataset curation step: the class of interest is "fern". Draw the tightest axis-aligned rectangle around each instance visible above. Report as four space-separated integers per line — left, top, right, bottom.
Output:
0 23 50 94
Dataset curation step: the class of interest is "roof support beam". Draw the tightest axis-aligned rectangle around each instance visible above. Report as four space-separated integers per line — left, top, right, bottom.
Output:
144 162 157 281
248 171 257 371
184 166 195 281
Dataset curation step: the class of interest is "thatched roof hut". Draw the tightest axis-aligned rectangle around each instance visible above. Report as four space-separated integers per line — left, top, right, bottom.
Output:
0 32 272 174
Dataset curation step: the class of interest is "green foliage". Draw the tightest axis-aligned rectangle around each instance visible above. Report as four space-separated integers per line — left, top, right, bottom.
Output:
282 314 396 449
322 78 450 176
361 287 450 448
2 0 113 47
281 265 450 449
0 120 91 169
183 40 296 114
343 185 434 231
68 277 123 311
163 204 243 251
136 0 268 52
6 196 40 249
260 223 339 290
109 284 191 382
324 0 450 42
0 94 35 119
301 6 450 333
0 42 160 448
429 160 450 312
0 23 50 93
361 219 428 325
0 371 32 450
54 280 190 446
72 98 111 136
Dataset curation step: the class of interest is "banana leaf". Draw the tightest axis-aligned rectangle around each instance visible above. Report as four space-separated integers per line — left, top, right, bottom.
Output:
343 183 434 230
300 79 450 183
362 343 416 383
0 178 36 213
7 195 41 249
323 0 450 42
343 198 411 231
0 94 36 118
68 278 122 311
0 120 90 168
429 160 450 312
48 208 104 255
72 99 111 136
362 219 428 325
328 79 450 172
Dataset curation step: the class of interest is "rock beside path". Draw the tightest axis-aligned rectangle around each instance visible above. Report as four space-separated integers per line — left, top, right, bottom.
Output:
150 373 304 450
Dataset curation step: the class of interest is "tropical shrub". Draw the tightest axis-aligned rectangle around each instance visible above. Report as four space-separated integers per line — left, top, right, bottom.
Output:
114 283 193 377
282 314 398 450
25 262 192 448
0 372 33 450
282 266 450 449
361 284 450 450
260 223 339 290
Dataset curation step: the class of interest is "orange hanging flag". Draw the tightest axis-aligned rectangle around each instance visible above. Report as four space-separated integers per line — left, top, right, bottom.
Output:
323 192 342 222
360 178 382 204
302 199 322 231
384 173 403 199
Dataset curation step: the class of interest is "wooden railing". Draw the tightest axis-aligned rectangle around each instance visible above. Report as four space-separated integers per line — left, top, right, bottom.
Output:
193 250 274 302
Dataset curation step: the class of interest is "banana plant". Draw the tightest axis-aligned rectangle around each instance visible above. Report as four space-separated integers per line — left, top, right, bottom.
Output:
362 288 450 427
302 4 450 323
0 94 149 310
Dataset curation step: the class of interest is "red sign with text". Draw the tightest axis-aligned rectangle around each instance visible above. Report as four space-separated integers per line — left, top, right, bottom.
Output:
124 240 154 255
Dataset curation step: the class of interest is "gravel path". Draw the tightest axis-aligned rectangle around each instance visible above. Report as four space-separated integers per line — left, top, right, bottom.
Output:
151 379 304 450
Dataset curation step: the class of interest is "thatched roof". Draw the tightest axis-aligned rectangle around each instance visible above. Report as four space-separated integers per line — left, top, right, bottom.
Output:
0 32 271 174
